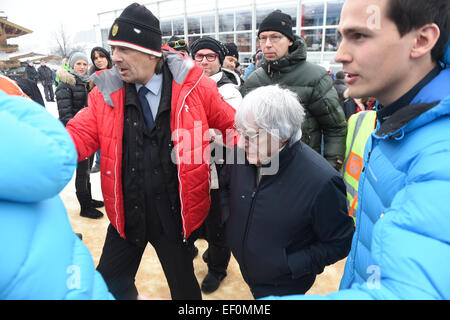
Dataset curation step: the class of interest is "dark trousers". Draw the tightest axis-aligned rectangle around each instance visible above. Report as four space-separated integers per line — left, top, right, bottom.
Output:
97 224 202 300
75 155 94 206
203 187 231 277
42 83 54 101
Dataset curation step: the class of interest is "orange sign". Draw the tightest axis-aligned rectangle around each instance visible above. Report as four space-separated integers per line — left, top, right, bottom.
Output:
346 151 363 181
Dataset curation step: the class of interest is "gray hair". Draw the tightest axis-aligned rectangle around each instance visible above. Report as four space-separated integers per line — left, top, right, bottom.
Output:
236 85 305 146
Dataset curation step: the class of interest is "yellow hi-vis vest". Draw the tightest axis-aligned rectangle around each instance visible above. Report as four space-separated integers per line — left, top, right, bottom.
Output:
341 110 377 223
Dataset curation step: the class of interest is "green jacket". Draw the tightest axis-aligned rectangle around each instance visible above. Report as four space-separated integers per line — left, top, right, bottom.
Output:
242 36 347 169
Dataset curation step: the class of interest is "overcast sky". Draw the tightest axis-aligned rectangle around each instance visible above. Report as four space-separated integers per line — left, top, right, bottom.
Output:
1 0 128 54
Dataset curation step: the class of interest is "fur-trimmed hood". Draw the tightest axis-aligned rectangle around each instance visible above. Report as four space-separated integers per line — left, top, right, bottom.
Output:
56 68 76 86
56 68 90 87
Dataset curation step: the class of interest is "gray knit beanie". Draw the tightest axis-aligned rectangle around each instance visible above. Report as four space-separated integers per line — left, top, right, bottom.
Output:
69 52 89 69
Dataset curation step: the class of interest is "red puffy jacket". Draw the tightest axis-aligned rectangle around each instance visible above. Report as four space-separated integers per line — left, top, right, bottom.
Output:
66 48 237 239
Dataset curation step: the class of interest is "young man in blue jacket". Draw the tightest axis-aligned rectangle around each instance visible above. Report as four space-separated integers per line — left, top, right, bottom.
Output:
265 0 450 299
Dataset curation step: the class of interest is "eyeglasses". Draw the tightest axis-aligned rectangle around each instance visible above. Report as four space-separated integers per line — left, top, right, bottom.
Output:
168 39 187 48
258 34 285 44
233 124 262 140
194 53 218 62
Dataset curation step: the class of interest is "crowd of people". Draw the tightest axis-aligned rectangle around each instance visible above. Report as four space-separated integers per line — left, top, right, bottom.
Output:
0 0 449 301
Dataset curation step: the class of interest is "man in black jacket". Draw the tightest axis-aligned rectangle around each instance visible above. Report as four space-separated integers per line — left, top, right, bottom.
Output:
222 85 354 299
334 71 348 108
38 60 55 102
25 61 39 83
190 36 242 294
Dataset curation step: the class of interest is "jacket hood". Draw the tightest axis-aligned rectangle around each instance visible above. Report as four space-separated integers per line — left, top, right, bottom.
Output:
91 45 197 107
0 92 77 203
56 68 76 86
260 35 307 76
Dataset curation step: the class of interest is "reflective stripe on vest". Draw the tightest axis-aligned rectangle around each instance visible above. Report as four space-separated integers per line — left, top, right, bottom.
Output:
342 111 377 221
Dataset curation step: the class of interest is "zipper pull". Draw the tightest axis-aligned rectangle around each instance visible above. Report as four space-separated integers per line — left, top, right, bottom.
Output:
362 151 372 173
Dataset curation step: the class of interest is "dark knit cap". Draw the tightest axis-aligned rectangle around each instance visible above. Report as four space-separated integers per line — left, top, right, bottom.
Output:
258 10 295 42
190 36 227 65
224 42 239 60
108 3 162 57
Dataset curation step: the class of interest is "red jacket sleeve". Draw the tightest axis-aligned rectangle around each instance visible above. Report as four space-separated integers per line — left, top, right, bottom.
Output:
201 77 239 148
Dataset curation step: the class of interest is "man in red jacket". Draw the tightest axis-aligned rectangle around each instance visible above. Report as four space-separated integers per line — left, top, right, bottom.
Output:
65 3 237 300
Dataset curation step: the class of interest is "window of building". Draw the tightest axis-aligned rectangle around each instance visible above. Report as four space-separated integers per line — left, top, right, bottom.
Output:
161 19 172 37
326 0 344 25
201 15 215 34
301 2 324 27
188 16 201 35
236 32 252 52
301 29 323 51
236 10 252 31
325 28 339 51
173 18 184 36
219 12 234 32
219 33 235 44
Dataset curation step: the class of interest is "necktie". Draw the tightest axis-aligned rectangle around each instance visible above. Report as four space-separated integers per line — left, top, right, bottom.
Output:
138 86 155 130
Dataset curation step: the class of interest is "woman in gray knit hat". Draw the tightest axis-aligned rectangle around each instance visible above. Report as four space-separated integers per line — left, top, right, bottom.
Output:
55 51 105 219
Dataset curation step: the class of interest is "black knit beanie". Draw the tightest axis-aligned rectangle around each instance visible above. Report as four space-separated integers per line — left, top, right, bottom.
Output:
224 42 239 60
108 3 162 57
258 10 295 42
190 36 227 65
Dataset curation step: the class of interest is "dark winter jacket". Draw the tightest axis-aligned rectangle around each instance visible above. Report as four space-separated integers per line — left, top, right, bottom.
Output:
342 98 358 121
16 78 45 106
55 69 89 126
242 36 347 170
119 64 181 246
38 65 54 85
221 141 354 298
25 65 39 83
333 78 347 107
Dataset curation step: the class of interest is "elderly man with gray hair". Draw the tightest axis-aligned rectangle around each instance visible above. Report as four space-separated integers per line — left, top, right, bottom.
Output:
221 85 354 299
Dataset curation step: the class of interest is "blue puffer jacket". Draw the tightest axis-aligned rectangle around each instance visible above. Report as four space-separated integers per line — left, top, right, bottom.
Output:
334 69 450 299
264 43 450 300
0 92 114 300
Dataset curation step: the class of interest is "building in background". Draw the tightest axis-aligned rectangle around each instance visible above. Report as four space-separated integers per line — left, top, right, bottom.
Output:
97 0 344 72
0 14 61 78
